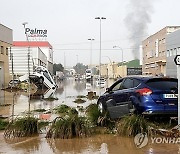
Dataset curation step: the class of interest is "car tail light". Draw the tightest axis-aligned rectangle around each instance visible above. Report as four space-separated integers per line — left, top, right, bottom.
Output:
136 88 152 96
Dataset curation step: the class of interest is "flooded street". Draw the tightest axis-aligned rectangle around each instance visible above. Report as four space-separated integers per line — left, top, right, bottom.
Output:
0 77 112 120
1 132 180 154
0 78 180 153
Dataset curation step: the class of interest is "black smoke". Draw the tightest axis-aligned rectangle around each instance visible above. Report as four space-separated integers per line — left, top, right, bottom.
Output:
124 0 154 59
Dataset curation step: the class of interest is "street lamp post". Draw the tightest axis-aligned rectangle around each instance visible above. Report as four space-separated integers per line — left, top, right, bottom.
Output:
22 22 30 76
88 38 95 68
22 22 31 114
95 17 106 79
76 54 78 65
113 46 124 64
64 52 66 69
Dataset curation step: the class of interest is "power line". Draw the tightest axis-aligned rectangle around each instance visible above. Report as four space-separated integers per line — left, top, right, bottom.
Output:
53 47 140 51
52 35 149 46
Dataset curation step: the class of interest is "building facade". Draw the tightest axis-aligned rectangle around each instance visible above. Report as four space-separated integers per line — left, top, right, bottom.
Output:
166 29 180 78
101 63 127 79
0 24 13 88
142 26 180 76
12 41 53 75
9 46 47 76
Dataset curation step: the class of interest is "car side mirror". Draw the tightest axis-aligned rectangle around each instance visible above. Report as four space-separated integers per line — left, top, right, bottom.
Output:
106 88 110 92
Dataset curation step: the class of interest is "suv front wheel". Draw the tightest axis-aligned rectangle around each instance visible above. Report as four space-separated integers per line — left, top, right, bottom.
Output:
97 101 105 114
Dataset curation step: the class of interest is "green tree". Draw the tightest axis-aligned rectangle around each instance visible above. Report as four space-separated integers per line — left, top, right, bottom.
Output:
53 63 64 75
73 63 88 75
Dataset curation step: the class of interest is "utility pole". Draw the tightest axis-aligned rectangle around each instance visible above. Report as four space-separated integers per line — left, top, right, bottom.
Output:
22 22 31 114
95 17 106 80
88 38 95 68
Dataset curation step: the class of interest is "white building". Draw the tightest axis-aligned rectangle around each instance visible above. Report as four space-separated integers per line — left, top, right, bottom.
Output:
9 46 47 76
10 41 53 76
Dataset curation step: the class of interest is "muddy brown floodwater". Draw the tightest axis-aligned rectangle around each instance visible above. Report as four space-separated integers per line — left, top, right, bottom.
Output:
0 78 180 153
0 132 180 154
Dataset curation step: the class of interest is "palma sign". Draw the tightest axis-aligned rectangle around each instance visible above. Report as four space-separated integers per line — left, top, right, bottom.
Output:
25 28 47 37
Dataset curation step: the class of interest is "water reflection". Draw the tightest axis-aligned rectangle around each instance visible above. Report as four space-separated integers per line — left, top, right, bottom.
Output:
5 136 41 153
0 78 116 119
0 132 180 154
45 135 140 154
73 81 86 92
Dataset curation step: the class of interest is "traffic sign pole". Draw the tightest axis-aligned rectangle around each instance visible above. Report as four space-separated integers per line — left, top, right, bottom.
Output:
178 65 180 125
174 55 180 124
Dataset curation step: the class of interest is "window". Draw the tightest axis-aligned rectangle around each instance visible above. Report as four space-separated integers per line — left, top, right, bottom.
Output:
159 39 161 44
133 79 140 87
170 49 173 56
6 48 8 55
111 80 123 91
173 48 177 55
1 46 4 54
151 63 156 68
155 39 159 57
162 38 165 44
150 50 154 58
43 71 53 84
167 50 169 57
146 78 177 90
162 51 165 56
145 64 150 69
147 50 154 58
121 78 133 89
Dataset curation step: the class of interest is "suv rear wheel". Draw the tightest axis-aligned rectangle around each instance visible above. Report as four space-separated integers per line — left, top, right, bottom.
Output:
129 101 137 114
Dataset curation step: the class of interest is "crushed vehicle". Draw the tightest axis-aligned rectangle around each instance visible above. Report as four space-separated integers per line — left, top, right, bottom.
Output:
19 66 57 98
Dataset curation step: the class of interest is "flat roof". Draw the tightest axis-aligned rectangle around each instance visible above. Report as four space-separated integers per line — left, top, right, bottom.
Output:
13 41 52 49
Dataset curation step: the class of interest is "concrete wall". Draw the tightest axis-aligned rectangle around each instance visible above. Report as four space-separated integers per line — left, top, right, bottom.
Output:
101 63 127 78
0 62 4 88
166 29 180 78
0 24 13 44
0 24 13 88
0 42 12 88
166 55 177 78
117 65 127 78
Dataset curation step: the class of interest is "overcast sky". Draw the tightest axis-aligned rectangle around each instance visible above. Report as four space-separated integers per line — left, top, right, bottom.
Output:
1 0 180 67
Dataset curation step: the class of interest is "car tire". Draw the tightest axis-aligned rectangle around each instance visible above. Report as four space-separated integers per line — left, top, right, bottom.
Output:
97 101 106 114
128 101 137 114
39 77 44 84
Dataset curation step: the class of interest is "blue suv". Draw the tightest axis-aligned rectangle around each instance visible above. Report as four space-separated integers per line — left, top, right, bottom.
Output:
97 76 178 118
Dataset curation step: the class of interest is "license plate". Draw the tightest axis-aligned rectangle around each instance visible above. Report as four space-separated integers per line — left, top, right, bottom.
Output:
168 103 175 106
163 94 178 98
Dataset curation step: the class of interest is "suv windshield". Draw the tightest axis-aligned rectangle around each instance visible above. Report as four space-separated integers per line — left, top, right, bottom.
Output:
146 78 178 90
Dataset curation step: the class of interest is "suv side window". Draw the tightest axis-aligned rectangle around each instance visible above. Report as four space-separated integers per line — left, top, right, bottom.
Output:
121 78 133 89
133 79 140 87
111 79 123 91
